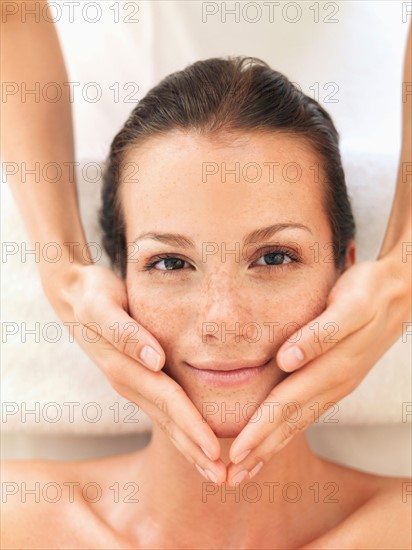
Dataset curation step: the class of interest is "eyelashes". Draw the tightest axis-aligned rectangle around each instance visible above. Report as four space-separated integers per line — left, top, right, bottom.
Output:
142 246 301 277
144 255 190 274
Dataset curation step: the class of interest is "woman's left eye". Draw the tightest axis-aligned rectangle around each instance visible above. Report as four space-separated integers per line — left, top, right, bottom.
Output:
145 256 191 272
253 251 295 268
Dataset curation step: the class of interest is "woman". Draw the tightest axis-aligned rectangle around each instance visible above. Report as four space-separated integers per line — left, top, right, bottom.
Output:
3 57 410 549
3 5 411 468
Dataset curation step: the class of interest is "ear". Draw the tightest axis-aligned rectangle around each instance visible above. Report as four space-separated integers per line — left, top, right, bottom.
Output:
342 239 356 272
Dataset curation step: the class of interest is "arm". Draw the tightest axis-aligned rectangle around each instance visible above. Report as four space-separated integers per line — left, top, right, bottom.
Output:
1 0 88 279
2 1 224 482
227 23 412 482
379 22 412 259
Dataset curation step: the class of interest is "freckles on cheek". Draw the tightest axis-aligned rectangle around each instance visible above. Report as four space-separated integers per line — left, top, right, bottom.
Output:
275 283 331 338
126 290 184 350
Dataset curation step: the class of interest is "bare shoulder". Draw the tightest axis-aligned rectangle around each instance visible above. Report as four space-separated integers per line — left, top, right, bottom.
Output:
1 459 85 549
302 474 412 550
1 457 125 550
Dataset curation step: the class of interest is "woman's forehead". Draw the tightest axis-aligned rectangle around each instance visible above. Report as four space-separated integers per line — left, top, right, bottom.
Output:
122 129 321 172
120 131 325 207
120 130 328 235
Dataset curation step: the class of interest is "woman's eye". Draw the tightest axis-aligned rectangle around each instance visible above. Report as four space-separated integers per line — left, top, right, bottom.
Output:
145 256 191 272
253 251 294 267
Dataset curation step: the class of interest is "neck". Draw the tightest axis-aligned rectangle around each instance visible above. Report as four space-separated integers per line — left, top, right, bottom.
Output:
127 426 327 548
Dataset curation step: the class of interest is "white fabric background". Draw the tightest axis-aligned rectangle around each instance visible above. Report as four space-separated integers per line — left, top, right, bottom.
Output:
1 1 411 471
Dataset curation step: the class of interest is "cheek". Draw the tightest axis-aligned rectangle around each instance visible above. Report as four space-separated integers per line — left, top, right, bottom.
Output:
264 268 337 345
126 282 187 355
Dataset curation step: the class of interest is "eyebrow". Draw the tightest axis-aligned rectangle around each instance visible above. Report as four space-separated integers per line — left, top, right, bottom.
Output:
134 223 312 249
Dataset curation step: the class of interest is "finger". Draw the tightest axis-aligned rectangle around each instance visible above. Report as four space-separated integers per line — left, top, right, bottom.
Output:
76 295 166 372
131 391 226 484
103 345 221 462
143 371 222 462
226 396 338 487
229 350 353 465
276 290 373 372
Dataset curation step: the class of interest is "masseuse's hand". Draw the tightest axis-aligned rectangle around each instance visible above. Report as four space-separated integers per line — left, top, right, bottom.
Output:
47 262 226 483
226 21 412 486
4 3 225 485
227 253 411 485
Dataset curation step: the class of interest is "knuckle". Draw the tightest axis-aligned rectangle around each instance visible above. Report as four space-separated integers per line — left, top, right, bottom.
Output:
156 415 174 438
116 325 140 355
307 335 326 358
280 418 309 442
253 454 268 466
154 386 185 417
73 298 90 325
74 288 100 324
153 394 169 415
168 386 185 405
351 287 370 311
280 422 298 441
332 366 350 387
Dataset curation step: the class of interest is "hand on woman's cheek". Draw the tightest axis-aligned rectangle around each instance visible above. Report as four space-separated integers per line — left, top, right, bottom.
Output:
126 268 337 439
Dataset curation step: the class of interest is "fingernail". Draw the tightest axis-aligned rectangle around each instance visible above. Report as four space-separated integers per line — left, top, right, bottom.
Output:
201 446 214 461
204 469 218 483
195 463 217 484
233 449 251 464
249 461 263 480
140 345 161 371
280 346 304 372
231 469 248 485
195 463 209 481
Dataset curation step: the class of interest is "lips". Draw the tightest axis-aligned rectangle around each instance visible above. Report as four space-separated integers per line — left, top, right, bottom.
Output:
185 359 272 387
187 358 272 372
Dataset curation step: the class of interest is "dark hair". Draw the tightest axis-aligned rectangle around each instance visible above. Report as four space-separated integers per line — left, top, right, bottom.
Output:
100 56 355 278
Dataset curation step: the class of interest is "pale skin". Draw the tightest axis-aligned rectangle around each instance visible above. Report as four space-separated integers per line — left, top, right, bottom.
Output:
2 131 411 549
2 0 411 488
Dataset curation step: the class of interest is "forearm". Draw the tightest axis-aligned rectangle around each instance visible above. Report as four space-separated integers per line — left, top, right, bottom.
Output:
1 1 89 279
379 23 412 259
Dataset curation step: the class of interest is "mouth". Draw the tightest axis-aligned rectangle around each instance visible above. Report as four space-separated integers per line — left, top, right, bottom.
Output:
185 358 272 387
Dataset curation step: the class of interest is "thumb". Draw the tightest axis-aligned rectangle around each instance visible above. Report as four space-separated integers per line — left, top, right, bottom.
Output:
276 287 370 372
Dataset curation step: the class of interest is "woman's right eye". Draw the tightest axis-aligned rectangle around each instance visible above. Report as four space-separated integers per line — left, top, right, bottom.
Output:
143 255 192 274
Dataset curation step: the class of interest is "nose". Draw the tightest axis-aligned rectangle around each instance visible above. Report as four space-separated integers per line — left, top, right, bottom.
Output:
196 271 258 344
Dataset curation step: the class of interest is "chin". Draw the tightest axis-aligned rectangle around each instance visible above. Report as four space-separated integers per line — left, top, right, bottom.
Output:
194 392 270 439
206 418 248 439
162 361 288 439
175 369 288 438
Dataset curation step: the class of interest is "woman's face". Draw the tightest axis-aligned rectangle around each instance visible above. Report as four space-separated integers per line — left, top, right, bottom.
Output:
121 130 355 438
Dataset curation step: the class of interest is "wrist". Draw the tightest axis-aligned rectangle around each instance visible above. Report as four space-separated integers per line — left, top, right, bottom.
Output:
377 233 411 265
38 239 94 278
377 245 412 317
38 247 91 309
